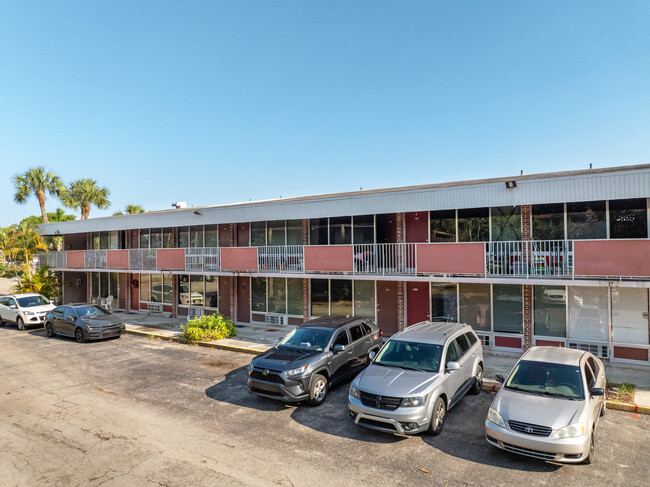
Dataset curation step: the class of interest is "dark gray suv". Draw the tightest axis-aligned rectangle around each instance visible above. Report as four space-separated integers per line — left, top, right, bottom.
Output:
247 316 383 406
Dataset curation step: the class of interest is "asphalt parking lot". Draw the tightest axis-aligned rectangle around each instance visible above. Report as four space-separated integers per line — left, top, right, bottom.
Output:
1 326 648 487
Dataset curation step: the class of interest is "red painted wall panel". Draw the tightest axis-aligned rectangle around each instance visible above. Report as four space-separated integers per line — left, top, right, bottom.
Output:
221 247 258 271
107 250 129 269
613 346 649 361
574 240 650 277
156 249 186 270
535 339 564 347
405 212 429 243
416 243 485 274
67 251 85 268
304 246 353 272
494 335 522 349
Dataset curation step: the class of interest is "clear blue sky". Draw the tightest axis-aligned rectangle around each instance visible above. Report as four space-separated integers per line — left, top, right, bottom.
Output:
1 1 649 226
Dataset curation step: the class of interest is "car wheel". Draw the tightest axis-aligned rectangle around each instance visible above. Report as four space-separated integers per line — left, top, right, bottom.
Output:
308 374 328 407
16 317 25 330
583 431 594 464
75 327 87 343
428 396 446 436
45 323 55 338
470 364 483 395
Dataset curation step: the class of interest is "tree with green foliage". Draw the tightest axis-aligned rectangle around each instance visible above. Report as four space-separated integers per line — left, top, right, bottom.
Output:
13 166 65 224
19 208 76 251
113 204 145 216
12 266 60 300
14 222 47 275
63 178 111 219
0 226 18 274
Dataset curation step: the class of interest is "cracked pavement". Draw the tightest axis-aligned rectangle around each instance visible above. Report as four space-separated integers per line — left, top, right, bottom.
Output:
0 326 648 486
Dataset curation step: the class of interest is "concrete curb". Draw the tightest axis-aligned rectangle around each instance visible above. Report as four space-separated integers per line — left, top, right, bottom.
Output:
125 329 265 355
480 380 650 415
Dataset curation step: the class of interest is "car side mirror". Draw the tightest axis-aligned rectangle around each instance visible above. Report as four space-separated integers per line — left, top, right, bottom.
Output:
495 374 505 383
10 304 17 309
70 316 77 322
446 361 460 371
333 344 346 353
591 388 604 397
369 351 376 361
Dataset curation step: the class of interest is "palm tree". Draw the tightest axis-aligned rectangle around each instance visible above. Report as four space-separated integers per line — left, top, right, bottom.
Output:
12 265 59 300
13 166 65 223
14 222 47 275
0 227 18 273
113 204 145 216
63 178 111 219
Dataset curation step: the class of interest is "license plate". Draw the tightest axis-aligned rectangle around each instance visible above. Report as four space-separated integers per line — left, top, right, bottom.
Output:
101 329 120 338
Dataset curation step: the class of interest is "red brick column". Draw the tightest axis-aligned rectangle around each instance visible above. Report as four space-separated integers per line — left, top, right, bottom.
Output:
86 272 92 302
303 278 310 323
170 227 178 317
302 219 309 245
230 277 235 321
521 205 533 350
118 273 129 311
395 213 405 331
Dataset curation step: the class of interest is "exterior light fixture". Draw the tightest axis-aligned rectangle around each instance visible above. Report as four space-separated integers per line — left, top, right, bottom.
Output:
505 181 517 189
194 210 202 216
55 230 61 235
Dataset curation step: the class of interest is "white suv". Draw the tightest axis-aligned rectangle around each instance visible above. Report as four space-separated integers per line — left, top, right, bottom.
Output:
349 322 483 436
0 293 56 330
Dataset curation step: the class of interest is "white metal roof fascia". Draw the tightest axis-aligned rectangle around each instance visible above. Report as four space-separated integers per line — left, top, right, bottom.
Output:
38 165 650 236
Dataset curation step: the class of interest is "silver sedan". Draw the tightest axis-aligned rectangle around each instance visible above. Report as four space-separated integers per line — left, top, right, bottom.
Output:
485 346 606 464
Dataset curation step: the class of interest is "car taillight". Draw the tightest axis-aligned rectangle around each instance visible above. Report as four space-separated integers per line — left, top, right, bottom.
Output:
379 329 384 337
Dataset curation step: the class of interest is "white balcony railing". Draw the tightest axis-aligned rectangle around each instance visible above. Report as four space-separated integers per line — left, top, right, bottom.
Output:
128 249 157 270
186 247 220 271
353 243 417 276
486 240 573 277
258 245 304 272
85 250 106 269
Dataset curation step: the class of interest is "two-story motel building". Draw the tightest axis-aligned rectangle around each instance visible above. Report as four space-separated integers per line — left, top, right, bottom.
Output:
39 164 650 367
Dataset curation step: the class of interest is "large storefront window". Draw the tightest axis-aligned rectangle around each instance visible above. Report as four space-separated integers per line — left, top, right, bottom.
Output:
287 278 303 315
90 272 118 303
177 275 208 307
612 288 649 345
493 285 523 333
311 279 329 316
431 283 458 322
491 206 521 241
353 215 375 244
534 285 567 337
532 203 565 240
459 283 491 331
354 280 375 318
458 208 489 242
205 276 218 308
151 274 163 302
140 274 150 302
331 280 352 315
430 210 456 242
251 277 266 312
566 201 606 240
268 277 287 314
190 275 205 305
609 198 648 239
568 287 608 341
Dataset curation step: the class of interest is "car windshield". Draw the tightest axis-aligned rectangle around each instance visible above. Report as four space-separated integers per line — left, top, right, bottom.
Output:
505 360 584 400
374 340 443 373
279 328 332 352
17 295 50 308
74 306 110 318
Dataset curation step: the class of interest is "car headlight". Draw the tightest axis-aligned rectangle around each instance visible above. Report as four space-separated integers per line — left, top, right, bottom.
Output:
85 324 94 330
401 395 428 407
556 423 585 438
349 384 361 400
284 365 307 377
23 311 36 315
247 362 253 372
487 407 506 428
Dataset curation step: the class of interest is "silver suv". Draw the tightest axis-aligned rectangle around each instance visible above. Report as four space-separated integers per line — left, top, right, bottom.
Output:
0 293 56 330
348 322 483 436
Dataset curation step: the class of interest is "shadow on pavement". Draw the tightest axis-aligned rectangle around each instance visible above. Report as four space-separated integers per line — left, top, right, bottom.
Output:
421 392 562 472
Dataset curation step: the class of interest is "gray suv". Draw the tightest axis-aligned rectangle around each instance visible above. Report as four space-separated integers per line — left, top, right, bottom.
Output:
247 316 383 406
349 322 483 435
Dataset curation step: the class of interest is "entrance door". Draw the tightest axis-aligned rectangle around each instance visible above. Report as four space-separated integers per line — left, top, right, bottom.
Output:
406 282 430 326
376 281 399 336
237 276 250 323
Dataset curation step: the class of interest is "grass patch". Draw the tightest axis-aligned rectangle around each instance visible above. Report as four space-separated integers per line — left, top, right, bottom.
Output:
606 381 636 403
180 313 236 343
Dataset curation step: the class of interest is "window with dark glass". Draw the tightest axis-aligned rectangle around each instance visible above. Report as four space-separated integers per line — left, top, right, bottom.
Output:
178 227 189 248
250 222 266 246
92 233 100 249
333 330 350 346
190 226 204 248
163 274 172 304
151 274 163 303
99 231 109 249
139 229 150 249
534 285 566 337
190 275 205 305
493 284 523 333
532 203 565 240
204 225 219 247
566 201 606 240
331 279 352 315
268 277 287 314
205 275 218 308
330 217 352 245
162 228 173 248
140 274 150 302
353 215 375 244
430 210 456 242
609 198 648 239
267 221 286 246
458 208 489 242
287 220 303 245
354 280 375 318
251 277 267 312
287 278 303 315
431 283 457 322
459 283 491 331
310 218 329 245
150 228 163 249
491 206 521 241
311 279 329 316
349 324 364 342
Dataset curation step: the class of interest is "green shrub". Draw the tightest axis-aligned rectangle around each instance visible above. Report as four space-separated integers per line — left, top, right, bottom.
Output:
180 313 236 343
